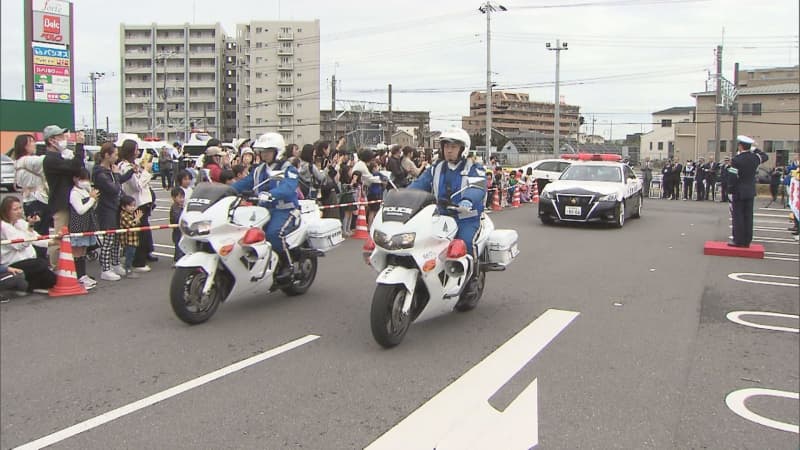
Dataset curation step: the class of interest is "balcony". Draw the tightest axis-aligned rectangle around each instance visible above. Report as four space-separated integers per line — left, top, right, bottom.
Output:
277 77 293 86
124 50 153 60
277 62 294 71
156 34 185 44
277 93 294 101
278 124 294 132
124 111 149 119
278 108 294 116
277 46 293 56
277 31 294 41
124 35 152 45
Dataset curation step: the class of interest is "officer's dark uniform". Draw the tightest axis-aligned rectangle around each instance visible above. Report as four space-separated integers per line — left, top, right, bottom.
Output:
727 139 768 247
719 158 730 202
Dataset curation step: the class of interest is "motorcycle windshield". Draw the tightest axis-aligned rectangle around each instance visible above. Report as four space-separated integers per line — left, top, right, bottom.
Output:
381 188 436 223
186 183 238 213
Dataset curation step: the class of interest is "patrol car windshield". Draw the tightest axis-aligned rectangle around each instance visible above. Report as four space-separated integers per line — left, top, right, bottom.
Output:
560 165 622 183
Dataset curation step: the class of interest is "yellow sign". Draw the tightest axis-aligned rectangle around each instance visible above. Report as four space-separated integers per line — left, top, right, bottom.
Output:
33 55 70 67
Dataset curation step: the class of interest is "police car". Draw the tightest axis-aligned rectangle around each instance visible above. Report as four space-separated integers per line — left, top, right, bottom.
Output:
537 154 643 228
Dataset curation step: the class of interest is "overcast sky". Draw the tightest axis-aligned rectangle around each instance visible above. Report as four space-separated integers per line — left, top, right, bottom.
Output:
2 0 798 140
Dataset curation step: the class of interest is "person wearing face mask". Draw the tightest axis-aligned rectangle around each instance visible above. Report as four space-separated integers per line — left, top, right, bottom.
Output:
42 125 85 268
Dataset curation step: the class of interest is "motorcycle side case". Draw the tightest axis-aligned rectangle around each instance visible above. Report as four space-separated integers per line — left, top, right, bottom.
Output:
308 218 344 252
486 229 519 266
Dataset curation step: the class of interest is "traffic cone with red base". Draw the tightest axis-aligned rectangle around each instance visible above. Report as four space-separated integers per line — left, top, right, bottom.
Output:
512 186 521 208
352 194 370 240
491 188 502 211
532 181 540 204
49 227 88 297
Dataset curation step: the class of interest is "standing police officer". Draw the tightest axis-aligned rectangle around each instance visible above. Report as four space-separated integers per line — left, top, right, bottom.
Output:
232 132 300 281
727 135 768 247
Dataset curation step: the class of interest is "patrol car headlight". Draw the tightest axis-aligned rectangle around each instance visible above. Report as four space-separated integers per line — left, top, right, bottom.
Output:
599 193 619 202
540 190 552 200
373 230 416 250
180 219 212 237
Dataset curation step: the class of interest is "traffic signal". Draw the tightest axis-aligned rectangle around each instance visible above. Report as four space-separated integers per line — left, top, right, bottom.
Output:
579 116 585 125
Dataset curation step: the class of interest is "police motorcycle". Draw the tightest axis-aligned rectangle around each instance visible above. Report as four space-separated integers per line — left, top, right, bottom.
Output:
364 144 519 348
170 176 343 325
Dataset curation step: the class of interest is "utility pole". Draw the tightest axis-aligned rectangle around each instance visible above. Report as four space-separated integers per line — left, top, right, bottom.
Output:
547 39 568 155
387 83 393 145
731 61 740 155
331 74 336 141
106 116 110 137
591 115 596 138
609 120 613 141
713 45 722 162
82 72 106 145
479 1 507 159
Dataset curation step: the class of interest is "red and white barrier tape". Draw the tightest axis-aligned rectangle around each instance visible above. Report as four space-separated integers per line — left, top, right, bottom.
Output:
1 224 178 245
318 199 383 210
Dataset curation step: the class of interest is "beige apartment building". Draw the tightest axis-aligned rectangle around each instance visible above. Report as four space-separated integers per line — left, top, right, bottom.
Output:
236 20 320 145
674 68 799 167
120 23 225 142
639 107 695 162
462 91 581 137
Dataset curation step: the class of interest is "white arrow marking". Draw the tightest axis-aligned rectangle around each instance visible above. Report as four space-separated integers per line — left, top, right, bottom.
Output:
726 311 799 333
726 388 799 434
366 309 579 450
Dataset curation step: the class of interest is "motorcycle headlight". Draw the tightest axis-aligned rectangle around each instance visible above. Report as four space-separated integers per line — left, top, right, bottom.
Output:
180 219 212 237
373 230 416 250
599 193 619 202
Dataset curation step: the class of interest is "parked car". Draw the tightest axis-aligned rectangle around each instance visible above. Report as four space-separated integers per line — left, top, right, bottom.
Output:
1 154 16 191
513 158 573 191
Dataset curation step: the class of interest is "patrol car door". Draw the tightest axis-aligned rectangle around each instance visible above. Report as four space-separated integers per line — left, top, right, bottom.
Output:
623 166 640 201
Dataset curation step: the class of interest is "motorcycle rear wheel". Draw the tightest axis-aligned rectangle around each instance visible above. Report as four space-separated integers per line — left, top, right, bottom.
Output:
170 267 223 325
281 254 318 296
370 284 412 348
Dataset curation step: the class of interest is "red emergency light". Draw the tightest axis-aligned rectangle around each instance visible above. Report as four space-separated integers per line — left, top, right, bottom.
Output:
561 153 622 162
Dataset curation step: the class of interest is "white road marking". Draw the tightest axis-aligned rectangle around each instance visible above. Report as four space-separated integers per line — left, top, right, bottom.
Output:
760 207 794 212
728 273 799 288
726 311 799 333
765 252 800 257
153 243 174 249
150 218 169 222
754 220 793 225
14 335 320 450
725 388 799 434
765 256 800 262
754 236 798 242
151 251 174 258
366 309 579 450
755 213 793 218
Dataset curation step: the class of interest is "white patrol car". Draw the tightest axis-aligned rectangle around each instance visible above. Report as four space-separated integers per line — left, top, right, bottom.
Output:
537 154 643 228
514 158 573 191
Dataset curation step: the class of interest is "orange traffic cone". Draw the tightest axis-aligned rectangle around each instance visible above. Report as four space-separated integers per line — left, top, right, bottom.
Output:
491 188 502 211
512 186 521 208
352 193 370 240
49 227 88 297
532 181 540 204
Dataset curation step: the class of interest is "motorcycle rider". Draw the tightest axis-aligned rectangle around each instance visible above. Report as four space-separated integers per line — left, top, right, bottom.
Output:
231 133 300 282
409 127 487 304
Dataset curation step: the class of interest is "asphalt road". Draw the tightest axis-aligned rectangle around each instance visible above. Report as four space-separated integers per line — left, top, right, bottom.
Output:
2 185 798 450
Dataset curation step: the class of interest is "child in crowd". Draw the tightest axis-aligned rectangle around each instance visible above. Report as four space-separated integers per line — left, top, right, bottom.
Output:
232 164 249 181
170 188 185 263
69 168 100 290
119 195 144 278
176 170 193 199
219 169 235 185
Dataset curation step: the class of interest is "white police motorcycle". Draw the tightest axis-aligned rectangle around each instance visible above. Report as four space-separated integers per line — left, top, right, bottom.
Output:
170 181 343 324
364 184 519 347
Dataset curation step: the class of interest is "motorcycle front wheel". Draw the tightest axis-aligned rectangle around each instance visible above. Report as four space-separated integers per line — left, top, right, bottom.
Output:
370 284 412 348
170 267 224 325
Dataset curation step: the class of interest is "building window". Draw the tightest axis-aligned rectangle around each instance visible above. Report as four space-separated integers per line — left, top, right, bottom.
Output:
297 73 302 78
256 88 262 93
256 118 262 124
256 27 262 33
256 42 262 48
256 72 262 78
751 103 762 115
657 142 663 150
661 119 672 127
297 28 302 33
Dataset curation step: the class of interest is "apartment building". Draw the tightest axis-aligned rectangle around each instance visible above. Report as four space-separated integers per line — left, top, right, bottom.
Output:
320 109 431 148
236 20 320 145
221 37 237 141
462 91 581 137
120 23 225 142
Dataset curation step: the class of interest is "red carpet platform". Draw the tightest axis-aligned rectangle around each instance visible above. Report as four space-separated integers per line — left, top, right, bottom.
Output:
704 241 765 259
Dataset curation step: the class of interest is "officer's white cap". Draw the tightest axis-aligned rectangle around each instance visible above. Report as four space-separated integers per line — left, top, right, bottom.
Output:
737 135 755 145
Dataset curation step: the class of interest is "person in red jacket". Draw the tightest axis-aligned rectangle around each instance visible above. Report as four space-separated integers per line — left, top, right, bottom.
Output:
202 146 224 183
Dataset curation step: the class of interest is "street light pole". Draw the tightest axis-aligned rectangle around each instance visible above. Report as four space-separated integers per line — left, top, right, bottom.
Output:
479 1 506 160
546 39 568 156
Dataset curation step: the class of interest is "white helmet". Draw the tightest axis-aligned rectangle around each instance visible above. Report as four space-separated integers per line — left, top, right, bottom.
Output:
439 128 471 156
253 132 285 153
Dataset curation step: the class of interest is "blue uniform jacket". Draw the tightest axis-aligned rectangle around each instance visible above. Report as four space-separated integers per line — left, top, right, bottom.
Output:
232 163 300 209
409 159 486 218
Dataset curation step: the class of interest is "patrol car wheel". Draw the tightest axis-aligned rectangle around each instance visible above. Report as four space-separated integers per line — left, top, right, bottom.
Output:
614 201 625 228
540 216 555 225
632 195 642 219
